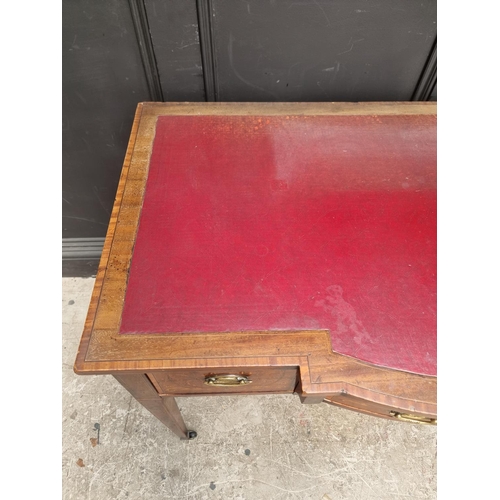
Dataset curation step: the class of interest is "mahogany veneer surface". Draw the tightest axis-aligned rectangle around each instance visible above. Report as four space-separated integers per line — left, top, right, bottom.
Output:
120 113 436 376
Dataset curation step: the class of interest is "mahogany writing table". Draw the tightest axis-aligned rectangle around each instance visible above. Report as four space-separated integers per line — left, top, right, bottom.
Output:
74 102 437 439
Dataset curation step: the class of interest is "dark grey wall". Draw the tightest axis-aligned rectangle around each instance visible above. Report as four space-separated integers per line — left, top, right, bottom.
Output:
209 0 436 102
62 0 437 275
430 84 437 101
145 0 206 101
62 0 151 239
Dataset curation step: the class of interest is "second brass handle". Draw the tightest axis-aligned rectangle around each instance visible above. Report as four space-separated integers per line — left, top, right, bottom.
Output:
204 375 252 386
389 411 437 425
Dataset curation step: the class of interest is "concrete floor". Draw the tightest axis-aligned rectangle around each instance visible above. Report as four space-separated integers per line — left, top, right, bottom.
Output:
63 278 437 499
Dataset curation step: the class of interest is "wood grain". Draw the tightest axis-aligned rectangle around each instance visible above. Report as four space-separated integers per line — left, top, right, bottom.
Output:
74 102 144 372
114 373 189 438
149 366 298 396
324 394 436 424
140 101 436 116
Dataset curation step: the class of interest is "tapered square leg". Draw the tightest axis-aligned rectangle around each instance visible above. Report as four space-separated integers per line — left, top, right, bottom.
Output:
113 373 195 440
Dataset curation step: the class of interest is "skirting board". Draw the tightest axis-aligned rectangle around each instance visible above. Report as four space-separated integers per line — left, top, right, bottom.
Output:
62 237 105 277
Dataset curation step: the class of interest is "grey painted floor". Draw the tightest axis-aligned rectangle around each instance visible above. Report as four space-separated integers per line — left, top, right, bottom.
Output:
63 278 437 499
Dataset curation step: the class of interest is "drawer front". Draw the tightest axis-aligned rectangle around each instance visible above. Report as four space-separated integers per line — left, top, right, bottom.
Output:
324 394 437 425
149 367 298 396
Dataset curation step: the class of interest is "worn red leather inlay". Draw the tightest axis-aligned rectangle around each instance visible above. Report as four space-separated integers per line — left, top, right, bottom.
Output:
120 114 436 376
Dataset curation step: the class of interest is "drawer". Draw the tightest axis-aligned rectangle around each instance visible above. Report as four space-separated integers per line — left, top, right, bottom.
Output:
324 394 437 425
148 367 298 396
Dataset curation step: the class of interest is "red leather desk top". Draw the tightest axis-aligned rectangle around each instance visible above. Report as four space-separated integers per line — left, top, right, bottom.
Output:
120 114 436 376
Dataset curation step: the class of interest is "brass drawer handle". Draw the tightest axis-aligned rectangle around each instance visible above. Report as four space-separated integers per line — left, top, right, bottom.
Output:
204 374 252 386
389 411 437 425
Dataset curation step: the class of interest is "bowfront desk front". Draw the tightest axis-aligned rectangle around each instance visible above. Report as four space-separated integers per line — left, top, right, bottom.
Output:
75 102 437 439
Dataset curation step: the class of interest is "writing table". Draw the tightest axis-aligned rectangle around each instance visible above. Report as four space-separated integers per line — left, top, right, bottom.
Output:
74 102 437 438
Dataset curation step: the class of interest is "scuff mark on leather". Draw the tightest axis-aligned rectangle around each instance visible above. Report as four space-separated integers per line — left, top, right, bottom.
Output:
314 285 372 346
